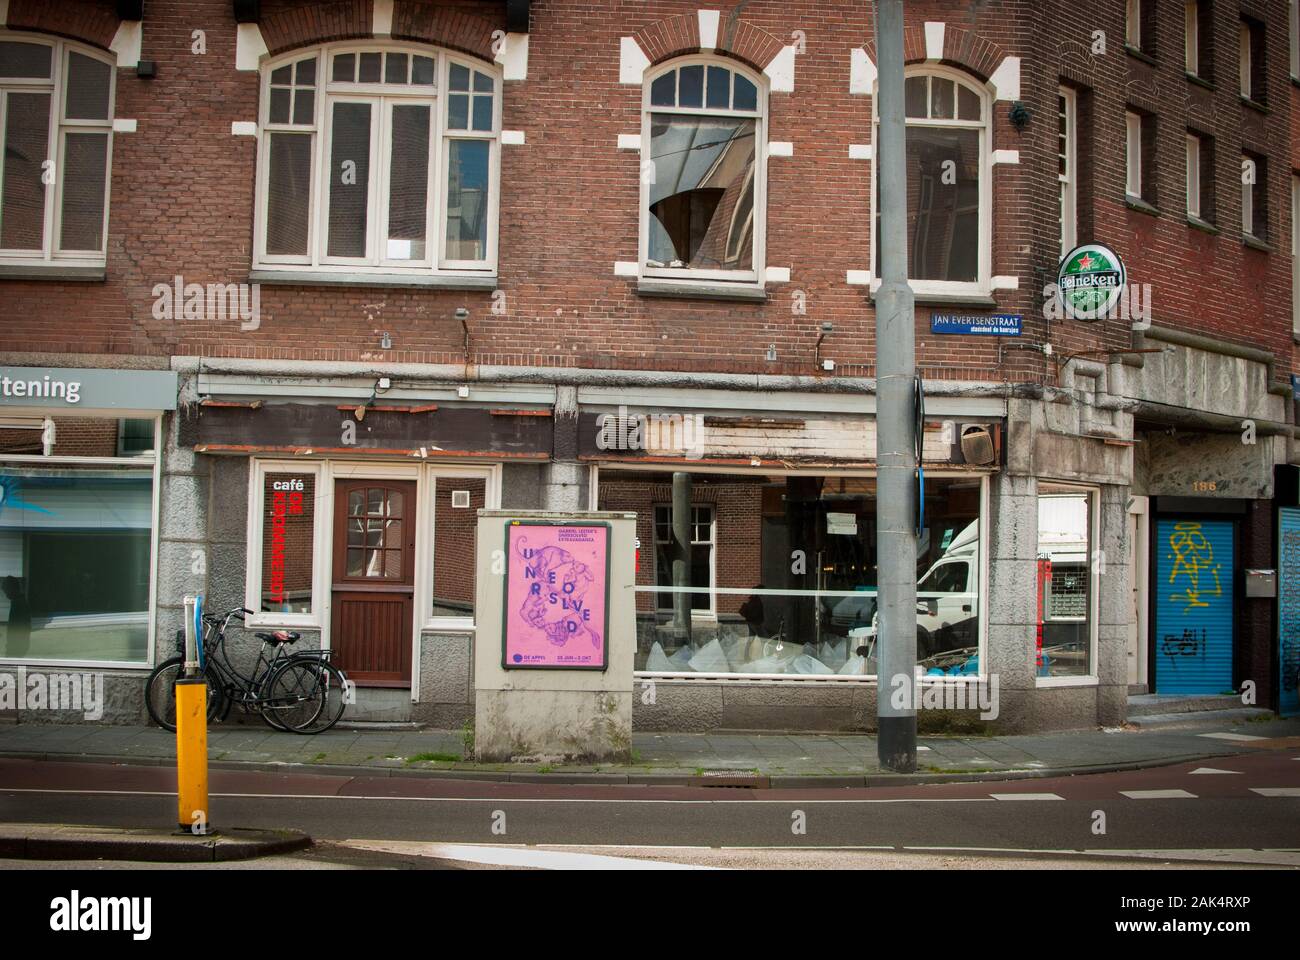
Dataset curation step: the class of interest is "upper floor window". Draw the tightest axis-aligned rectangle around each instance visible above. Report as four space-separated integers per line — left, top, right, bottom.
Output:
641 59 765 285
1240 17 1266 104
1058 86 1077 259
255 43 500 277
0 35 114 268
873 68 989 293
1291 0 1299 79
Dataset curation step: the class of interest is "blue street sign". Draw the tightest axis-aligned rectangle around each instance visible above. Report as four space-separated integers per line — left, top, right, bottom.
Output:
930 313 1022 336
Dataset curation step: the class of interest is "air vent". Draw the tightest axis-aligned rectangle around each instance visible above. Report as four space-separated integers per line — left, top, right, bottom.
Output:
451 490 471 508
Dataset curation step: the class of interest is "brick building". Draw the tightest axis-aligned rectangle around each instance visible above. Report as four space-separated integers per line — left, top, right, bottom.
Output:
1 0 1297 730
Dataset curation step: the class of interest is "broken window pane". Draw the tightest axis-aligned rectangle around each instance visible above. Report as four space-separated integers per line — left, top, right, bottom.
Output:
647 114 757 270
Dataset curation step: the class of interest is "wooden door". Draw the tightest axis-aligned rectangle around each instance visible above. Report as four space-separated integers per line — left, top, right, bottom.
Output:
331 479 416 686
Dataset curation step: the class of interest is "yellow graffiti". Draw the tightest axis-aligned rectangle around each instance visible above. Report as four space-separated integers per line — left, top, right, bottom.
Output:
1166 522 1222 613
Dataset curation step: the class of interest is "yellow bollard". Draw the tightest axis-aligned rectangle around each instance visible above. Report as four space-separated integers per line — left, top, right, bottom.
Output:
174 678 209 834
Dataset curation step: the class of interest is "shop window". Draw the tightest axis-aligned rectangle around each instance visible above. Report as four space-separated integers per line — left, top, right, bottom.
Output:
598 471 984 678
256 44 500 276
642 59 765 285
0 34 115 268
872 68 988 293
259 472 317 616
1035 486 1096 679
1 449 155 664
431 476 485 620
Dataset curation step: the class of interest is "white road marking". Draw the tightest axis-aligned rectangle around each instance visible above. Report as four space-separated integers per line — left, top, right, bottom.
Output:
907 846 1300 866
1120 789 1198 799
1197 732 1266 742
1249 787 1300 797
0 788 995 805
989 793 1064 801
1188 767 1242 775
340 840 715 870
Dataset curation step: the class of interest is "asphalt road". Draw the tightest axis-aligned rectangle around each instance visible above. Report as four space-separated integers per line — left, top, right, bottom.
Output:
0 751 1297 864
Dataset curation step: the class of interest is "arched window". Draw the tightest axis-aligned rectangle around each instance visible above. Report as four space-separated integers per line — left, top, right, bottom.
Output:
0 33 115 269
255 43 500 276
641 59 765 286
872 67 989 293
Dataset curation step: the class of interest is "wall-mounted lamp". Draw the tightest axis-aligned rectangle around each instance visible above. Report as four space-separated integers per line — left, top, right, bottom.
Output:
815 321 834 371
136 60 157 79
1009 101 1031 130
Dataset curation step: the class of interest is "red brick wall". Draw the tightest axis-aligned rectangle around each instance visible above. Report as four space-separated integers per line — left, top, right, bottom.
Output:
0 0 1293 386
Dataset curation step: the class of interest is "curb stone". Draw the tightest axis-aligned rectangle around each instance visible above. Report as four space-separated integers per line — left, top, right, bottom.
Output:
0 823 311 862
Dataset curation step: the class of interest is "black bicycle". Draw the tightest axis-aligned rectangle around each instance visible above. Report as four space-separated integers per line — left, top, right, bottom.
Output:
145 607 349 735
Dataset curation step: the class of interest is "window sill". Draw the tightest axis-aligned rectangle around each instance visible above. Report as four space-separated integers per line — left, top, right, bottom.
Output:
1243 234 1274 254
1239 95 1270 115
869 288 997 309
1186 215 1219 235
1125 195 1160 217
248 269 498 290
636 279 768 302
0 263 106 282
1185 72 1215 92
1124 44 1157 67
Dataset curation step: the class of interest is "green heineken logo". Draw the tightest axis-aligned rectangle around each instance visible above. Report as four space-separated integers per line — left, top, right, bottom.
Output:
1057 243 1126 321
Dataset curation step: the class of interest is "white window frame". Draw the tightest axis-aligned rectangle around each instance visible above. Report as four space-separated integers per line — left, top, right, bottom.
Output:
0 411 162 671
252 42 501 278
638 56 768 287
1035 481 1100 688
1127 0 1142 49
246 458 499 630
1125 110 1143 199
1185 0 1199 75
0 32 114 268
651 502 716 618
1186 132 1201 219
1058 86 1077 260
870 65 992 296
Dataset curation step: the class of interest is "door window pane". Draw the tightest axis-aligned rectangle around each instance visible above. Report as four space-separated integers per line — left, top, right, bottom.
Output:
1 92 51 251
327 101 371 258
387 104 430 260
59 132 108 252
445 139 489 261
260 475 316 615
265 132 312 256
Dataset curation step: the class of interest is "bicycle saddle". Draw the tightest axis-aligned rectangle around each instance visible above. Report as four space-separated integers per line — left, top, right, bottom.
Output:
255 630 301 645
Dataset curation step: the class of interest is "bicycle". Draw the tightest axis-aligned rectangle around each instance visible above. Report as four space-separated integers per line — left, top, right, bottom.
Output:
145 607 349 735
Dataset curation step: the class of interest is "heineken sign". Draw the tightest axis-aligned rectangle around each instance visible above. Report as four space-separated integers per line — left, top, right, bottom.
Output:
1057 243 1126 321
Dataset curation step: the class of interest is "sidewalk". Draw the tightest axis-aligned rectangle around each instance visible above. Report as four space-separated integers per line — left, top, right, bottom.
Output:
3 714 1298 786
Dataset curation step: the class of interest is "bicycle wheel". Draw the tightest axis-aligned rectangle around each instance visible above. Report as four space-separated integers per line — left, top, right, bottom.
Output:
287 657 349 734
261 660 326 733
144 657 224 732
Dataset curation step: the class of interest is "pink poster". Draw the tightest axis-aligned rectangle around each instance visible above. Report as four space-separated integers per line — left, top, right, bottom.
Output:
503 521 610 669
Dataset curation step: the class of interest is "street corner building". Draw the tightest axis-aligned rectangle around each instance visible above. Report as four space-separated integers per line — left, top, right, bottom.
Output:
0 0 1298 734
